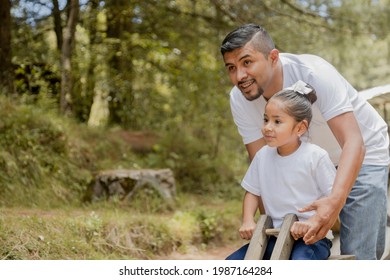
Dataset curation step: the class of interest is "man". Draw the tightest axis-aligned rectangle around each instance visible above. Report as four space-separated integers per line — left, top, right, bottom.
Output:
221 23 389 260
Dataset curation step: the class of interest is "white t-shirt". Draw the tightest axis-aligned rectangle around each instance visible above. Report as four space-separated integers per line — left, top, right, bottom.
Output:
242 142 335 228
230 53 390 166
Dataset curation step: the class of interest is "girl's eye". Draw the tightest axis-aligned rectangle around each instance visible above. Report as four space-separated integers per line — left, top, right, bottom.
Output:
275 120 281 124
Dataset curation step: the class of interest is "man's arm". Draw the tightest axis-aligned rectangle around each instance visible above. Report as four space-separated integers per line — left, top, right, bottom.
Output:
245 138 267 161
300 111 365 244
245 138 267 216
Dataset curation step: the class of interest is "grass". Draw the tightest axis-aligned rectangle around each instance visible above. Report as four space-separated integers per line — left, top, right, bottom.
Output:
0 196 243 260
0 95 246 259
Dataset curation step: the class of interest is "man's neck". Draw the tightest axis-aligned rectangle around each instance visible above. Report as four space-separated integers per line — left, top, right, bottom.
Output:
263 61 283 101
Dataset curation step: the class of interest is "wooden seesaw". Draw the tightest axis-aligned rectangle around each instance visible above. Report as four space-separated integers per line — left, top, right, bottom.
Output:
244 213 355 260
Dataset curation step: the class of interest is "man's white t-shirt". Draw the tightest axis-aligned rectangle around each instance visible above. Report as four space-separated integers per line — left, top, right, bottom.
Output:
230 53 389 166
242 142 335 228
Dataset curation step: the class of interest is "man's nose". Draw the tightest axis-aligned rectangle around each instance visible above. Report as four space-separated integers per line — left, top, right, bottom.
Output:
236 66 248 81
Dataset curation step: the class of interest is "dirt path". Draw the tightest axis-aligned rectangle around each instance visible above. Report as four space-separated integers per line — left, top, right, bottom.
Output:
157 244 243 260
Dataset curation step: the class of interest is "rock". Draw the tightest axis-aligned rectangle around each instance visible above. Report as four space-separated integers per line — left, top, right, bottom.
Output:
85 169 176 204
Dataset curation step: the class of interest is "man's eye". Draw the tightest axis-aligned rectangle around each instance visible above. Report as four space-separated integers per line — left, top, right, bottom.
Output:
244 60 251 66
227 66 235 72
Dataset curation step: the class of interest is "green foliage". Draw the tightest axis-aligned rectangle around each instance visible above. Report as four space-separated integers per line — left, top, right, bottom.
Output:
9 0 390 123
0 97 79 207
14 63 60 97
0 96 246 259
0 96 138 207
5 0 390 259
142 124 245 198
9 0 390 134
0 94 244 208
0 200 242 259
197 210 219 244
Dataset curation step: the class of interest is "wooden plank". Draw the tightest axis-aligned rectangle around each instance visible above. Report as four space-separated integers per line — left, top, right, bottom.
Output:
244 215 273 260
244 213 355 260
270 213 298 260
328 255 355 260
265 228 280 237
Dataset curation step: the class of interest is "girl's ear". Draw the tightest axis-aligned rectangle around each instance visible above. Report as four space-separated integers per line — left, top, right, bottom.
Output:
296 120 309 137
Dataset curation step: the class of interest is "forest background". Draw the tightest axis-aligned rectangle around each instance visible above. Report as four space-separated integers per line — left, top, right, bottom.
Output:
0 0 389 260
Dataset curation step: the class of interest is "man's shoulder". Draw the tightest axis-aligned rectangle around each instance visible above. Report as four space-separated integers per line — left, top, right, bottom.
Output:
229 87 266 109
229 85 241 98
229 86 244 108
280 53 330 71
280 52 324 61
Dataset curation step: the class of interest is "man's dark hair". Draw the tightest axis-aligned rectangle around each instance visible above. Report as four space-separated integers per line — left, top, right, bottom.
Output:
220 23 275 56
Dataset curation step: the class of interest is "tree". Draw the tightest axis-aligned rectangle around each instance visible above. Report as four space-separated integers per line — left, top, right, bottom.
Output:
104 0 136 125
60 0 79 114
87 0 110 127
52 0 63 51
0 0 13 94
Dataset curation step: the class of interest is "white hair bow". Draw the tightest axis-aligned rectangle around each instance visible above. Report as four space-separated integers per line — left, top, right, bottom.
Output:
286 80 312 95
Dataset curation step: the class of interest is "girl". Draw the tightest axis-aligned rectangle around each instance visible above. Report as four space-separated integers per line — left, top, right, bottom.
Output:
227 80 336 260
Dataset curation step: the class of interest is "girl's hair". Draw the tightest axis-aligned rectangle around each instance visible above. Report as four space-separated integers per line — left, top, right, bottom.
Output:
269 82 317 125
220 23 275 57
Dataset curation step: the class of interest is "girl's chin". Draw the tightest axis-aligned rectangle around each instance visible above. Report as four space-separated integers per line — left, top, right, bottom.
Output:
265 142 277 147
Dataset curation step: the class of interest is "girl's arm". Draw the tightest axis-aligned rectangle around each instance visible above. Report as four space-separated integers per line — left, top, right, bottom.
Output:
239 191 261 240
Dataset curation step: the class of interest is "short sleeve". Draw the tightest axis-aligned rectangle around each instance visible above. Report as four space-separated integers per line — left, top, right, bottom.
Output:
229 87 266 144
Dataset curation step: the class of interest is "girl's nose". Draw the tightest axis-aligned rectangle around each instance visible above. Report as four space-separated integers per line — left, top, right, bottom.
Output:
263 123 272 132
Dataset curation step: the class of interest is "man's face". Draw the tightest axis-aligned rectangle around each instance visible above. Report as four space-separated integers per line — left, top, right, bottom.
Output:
223 42 274 101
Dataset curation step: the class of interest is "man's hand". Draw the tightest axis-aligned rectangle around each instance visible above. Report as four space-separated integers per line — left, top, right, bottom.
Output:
298 195 343 244
239 220 257 240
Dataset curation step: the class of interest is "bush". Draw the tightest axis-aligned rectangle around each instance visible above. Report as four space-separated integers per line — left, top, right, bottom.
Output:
0 202 243 260
0 97 133 207
144 125 245 198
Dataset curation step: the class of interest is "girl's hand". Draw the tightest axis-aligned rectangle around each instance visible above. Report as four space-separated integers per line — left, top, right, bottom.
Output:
239 220 257 240
290 221 312 240
299 195 341 244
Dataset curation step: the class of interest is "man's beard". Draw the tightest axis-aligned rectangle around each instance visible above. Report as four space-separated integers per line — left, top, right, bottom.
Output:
243 87 264 101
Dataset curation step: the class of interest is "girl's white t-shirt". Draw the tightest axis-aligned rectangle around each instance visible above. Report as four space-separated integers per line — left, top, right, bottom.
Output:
242 142 335 229
230 53 389 166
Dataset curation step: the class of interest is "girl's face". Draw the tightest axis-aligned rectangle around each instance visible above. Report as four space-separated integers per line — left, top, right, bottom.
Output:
262 99 304 156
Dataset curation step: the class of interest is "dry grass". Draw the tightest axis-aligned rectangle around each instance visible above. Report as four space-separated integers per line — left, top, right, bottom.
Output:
0 196 242 260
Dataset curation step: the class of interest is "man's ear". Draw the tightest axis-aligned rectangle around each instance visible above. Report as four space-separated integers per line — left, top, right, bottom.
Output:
297 120 309 137
269 49 279 64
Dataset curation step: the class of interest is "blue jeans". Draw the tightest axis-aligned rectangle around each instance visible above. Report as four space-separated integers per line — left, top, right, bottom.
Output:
226 236 332 260
339 164 389 259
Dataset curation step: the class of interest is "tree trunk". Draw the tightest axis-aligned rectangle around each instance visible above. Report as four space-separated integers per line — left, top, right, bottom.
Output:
60 0 79 114
87 57 110 127
105 0 135 124
0 0 13 94
52 0 63 51
86 0 109 126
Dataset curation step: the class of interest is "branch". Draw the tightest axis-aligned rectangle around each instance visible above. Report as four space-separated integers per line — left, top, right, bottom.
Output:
280 0 320 18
